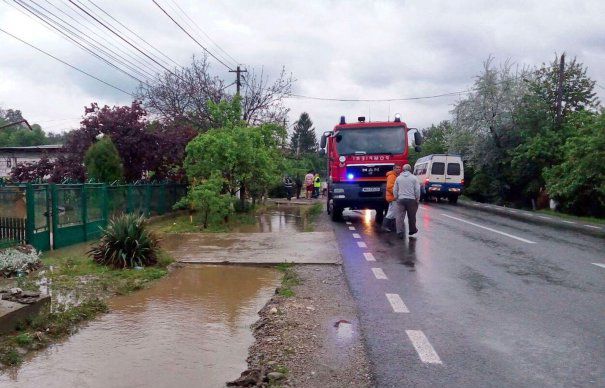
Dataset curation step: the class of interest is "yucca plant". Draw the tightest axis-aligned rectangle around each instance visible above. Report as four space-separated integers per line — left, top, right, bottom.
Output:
88 214 159 269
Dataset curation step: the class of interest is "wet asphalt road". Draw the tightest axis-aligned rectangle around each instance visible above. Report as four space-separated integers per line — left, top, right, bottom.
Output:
335 203 605 387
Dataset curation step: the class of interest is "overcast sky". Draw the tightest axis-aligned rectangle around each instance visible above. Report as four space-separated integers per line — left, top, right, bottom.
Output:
1 0 604 136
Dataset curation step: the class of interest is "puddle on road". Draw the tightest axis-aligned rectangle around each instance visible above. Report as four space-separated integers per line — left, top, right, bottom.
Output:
230 207 308 233
1 265 280 388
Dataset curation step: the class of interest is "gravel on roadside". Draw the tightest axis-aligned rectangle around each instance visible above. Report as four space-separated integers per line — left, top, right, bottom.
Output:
228 263 373 388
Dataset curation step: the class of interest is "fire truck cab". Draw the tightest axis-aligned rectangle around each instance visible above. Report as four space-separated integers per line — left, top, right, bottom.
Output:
319 115 421 223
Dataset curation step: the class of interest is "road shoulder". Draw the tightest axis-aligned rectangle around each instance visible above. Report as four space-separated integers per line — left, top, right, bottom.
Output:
228 212 372 388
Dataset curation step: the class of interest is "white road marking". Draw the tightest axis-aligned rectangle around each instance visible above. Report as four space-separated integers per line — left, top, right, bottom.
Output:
385 293 409 313
371 268 388 279
357 241 367 248
538 215 551 220
441 213 536 244
406 330 443 364
352 233 361 239
561 220 576 224
585 225 601 230
363 252 376 261
509 209 517 213
592 263 605 269
346 221 352 225
348 226 356 230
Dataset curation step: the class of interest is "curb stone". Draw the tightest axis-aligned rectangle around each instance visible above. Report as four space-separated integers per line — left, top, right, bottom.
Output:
457 199 605 238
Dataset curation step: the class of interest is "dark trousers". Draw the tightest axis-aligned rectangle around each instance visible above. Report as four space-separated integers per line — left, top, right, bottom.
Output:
396 198 418 235
285 186 292 200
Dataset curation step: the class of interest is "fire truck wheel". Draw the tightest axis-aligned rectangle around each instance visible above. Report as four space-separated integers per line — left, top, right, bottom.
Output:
331 206 343 222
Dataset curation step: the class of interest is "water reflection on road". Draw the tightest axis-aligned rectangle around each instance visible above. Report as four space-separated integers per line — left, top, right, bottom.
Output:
1 265 280 388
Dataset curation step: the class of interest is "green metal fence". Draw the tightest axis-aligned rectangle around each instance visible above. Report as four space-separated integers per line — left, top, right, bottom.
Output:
0 182 186 251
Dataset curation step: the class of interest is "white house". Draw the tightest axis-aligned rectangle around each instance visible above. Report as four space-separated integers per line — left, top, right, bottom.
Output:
0 145 63 178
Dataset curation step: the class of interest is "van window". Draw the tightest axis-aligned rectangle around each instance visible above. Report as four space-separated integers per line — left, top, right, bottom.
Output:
431 162 445 175
447 163 461 175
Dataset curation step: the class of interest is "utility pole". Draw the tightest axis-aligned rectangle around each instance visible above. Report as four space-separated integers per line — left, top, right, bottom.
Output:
555 53 565 128
229 65 247 95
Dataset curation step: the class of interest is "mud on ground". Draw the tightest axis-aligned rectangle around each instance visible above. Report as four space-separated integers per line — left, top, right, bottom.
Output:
230 263 373 387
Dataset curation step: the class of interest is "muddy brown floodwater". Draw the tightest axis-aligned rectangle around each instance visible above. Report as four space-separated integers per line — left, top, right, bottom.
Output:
0 265 280 388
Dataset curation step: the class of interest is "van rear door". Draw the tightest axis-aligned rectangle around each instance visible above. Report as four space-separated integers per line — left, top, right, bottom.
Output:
429 155 446 183
445 156 463 185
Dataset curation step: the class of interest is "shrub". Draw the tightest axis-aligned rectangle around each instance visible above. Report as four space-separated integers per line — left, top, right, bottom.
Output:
88 214 159 268
84 137 124 183
175 173 233 228
0 246 41 277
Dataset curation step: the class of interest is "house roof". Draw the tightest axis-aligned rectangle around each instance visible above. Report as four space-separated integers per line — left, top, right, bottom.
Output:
0 144 63 152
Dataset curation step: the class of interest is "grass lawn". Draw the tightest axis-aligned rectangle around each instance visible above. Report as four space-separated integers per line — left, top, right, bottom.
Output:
536 209 605 225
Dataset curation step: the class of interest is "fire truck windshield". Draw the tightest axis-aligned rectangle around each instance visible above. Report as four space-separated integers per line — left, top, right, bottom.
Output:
335 126 405 156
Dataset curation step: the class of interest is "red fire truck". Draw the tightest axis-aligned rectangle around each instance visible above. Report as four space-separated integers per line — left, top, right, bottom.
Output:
319 114 421 223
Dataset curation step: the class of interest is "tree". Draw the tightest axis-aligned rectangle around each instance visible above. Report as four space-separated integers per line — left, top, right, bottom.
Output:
136 55 293 128
543 111 605 216
451 57 530 203
176 173 233 228
290 112 318 156
84 137 124 182
528 54 599 123
184 98 284 207
136 56 227 130
240 66 293 126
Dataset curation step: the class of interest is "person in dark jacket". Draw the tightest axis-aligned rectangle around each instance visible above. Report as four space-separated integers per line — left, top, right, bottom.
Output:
283 175 294 201
294 176 302 199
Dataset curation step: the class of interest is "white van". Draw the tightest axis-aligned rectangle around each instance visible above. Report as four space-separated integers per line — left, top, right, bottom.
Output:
414 154 464 204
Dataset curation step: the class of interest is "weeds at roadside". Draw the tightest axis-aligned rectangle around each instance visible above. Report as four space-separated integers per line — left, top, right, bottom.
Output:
0 299 108 368
276 263 300 298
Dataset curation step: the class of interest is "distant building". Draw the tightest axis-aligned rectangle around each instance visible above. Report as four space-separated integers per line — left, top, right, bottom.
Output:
0 145 63 178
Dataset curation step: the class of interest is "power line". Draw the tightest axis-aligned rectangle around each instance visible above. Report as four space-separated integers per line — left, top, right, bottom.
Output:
85 0 182 70
165 0 239 68
13 0 153 83
67 0 178 77
152 0 234 71
46 0 163 78
0 27 134 96
287 90 468 102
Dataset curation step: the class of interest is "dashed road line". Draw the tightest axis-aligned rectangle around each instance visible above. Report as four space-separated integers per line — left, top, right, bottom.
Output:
585 225 601 230
561 220 576 224
371 268 387 279
363 252 376 261
346 221 352 225
592 263 605 269
357 241 367 248
406 330 443 364
538 215 551 220
509 209 517 213
385 293 409 313
348 226 356 230
441 213 536 244
352 233 361 239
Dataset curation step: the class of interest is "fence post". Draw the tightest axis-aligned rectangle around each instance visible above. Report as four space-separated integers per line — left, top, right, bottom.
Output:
102 183 109 226
127 185 134 213
145 184 152 217
81 184 88 241
25 184 35 246
50 184 58 249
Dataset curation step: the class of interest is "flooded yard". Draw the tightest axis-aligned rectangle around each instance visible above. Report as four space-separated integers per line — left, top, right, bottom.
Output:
0 265 280 388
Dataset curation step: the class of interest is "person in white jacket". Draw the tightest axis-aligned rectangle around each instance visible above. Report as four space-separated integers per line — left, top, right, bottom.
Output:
392 164 420 238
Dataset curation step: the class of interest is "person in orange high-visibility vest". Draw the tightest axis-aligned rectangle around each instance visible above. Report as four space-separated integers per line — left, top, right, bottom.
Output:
382 164 402 232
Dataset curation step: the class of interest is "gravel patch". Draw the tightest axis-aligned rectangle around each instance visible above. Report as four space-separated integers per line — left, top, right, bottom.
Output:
228 264 373 387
